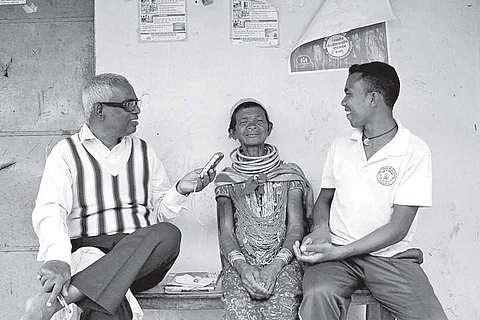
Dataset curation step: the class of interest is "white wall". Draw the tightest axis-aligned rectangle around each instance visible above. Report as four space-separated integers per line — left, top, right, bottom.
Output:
95 0 480 319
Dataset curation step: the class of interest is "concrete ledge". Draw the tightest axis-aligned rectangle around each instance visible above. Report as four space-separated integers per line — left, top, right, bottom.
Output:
135 287 378 310
136 291 223 310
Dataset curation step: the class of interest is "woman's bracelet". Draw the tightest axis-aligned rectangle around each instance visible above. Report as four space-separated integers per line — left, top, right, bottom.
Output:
228 250 246 266
274 247 293 265
313 224 328 231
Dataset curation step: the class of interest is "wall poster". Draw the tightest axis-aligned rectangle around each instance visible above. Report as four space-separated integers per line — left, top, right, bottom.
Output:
139 0 187 42
290 22 389 73
230 0 279 47
290 0 396 73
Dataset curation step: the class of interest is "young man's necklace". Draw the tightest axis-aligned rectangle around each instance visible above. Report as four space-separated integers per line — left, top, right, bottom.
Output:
362 124 397 146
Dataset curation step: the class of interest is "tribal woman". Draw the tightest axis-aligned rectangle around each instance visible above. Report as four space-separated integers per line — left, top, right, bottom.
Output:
215 99 313 320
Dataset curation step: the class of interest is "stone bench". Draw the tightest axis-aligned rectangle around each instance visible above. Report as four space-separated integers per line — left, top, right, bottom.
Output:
135 280 394 319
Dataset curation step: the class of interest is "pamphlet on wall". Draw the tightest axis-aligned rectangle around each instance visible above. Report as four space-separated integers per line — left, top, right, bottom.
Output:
138 0 187 42
230 0 279 47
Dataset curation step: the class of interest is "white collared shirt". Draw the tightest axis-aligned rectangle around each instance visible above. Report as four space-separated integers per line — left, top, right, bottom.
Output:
32 124 187 265
321 120 432 257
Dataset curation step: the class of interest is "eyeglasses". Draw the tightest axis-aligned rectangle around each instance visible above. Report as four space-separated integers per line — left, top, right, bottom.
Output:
98 99 142 113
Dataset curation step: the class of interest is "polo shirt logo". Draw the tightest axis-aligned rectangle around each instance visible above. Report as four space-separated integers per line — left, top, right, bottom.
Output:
377 166 397 186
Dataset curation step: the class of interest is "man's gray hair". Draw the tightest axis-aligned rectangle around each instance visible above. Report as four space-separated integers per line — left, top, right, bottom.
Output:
82 73 131 120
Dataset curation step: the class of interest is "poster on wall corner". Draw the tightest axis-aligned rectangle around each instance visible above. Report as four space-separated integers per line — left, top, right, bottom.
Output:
139 0 187 42
290 22 389 73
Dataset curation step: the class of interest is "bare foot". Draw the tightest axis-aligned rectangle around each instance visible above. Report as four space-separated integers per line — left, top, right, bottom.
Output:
20 292 62 320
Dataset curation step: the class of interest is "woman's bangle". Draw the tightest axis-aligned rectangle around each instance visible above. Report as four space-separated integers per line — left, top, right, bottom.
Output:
228 250 246 265
274 248 293 265
313 224 328 231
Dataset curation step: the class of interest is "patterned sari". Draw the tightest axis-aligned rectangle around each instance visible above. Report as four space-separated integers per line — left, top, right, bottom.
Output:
215 161 313 320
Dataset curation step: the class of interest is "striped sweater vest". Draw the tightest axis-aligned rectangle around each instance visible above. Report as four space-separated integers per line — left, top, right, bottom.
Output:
65 135 153 239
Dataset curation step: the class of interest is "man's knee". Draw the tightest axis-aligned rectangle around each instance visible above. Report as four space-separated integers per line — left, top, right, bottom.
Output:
303 279 340 302
303 268 345 303
148 222 182 252
150 221 181 242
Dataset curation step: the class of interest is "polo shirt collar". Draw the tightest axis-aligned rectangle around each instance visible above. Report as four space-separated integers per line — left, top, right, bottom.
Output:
350 119 411 157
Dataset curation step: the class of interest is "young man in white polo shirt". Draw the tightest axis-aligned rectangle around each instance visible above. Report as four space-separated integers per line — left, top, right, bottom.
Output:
293 62 447 320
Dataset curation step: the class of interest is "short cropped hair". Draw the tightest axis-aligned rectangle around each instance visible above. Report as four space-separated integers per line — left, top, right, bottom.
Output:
349 62 400 108
228 100 272 137
82 73 131 120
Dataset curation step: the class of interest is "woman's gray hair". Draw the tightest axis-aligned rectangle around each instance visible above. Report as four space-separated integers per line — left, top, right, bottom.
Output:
82 73 131 120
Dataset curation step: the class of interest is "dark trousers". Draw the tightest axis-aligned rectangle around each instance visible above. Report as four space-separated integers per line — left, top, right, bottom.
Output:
300 249 448 320
70 222 181 320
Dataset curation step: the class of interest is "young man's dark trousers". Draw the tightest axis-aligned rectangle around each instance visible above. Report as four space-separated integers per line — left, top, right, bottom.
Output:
300 249 448 320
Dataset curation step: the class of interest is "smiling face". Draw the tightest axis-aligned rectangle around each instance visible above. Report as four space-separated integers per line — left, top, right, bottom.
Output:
230 106 272 150
340 72 374 129
101 82 140 137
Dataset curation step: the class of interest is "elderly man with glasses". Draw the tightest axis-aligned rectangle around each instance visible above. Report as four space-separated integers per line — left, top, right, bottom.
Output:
21 73 215 320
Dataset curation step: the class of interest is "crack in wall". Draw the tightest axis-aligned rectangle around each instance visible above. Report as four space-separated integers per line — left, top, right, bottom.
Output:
0 55 13 78
0 162 16 172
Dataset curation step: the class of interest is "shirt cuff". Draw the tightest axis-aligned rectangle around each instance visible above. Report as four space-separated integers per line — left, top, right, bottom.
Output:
40 243 72 267
156 187 189 221
164 186 188 207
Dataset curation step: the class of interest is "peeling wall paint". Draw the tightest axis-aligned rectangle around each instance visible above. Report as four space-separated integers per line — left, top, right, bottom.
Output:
0 12 94 133
0 161 15 171
0 1 94 319
0 50 13 77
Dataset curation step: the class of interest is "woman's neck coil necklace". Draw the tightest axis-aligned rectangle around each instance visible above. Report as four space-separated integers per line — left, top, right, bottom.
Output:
230 144 281 175
362 124 397 146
